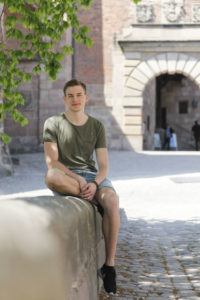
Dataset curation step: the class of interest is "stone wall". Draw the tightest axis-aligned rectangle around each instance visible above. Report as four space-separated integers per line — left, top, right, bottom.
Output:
143 78 156 150
0 196 105 300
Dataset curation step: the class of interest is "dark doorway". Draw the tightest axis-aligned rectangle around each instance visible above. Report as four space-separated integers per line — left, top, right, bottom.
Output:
156 73 184 129
155 73 200 150
161 107 166 129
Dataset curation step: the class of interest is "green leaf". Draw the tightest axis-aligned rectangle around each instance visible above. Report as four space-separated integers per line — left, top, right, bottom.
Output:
10 50 23 59
24 50 34 59
62 45 73 55
23 73 32 82
5 16 18 27
3 101 16 111
40 42 51 50
84 37 94 48
0 113 6 122
25 34 34 41
21 16 30 28
55 52 64 61
12 29 24 40
62 21 70 30
2 134 10 144
80 25 90 35
20 41 29 49
20 116 29 126
32 65 42 75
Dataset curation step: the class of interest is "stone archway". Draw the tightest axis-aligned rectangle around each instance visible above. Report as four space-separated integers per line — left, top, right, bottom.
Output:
123 53 200 150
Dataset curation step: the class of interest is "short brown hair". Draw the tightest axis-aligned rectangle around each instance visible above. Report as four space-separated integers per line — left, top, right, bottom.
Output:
63 79 87 96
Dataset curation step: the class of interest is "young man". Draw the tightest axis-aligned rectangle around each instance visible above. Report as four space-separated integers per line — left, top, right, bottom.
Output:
192 120 200 151
43 78 120 295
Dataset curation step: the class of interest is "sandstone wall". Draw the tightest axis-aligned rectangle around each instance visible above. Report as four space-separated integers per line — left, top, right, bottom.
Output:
0 196 105 300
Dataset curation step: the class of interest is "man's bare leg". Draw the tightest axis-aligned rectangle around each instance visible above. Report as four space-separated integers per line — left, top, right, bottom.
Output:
96 187 120 266
45 168 80 195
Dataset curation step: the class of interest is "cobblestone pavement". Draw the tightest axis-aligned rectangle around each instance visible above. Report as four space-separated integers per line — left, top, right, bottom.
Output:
100 213 200 300
100 151 200 300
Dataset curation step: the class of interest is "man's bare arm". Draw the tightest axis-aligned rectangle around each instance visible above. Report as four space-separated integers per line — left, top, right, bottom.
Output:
95 148 109 185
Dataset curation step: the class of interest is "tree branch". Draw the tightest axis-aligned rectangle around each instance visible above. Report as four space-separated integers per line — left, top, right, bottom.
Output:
0 3 5 42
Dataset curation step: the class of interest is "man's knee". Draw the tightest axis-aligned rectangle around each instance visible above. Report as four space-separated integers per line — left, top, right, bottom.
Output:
98 188 119 212
45 168 80 194
45 168 63 190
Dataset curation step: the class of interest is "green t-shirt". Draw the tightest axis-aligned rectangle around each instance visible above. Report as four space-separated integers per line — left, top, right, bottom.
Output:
43 113 106 172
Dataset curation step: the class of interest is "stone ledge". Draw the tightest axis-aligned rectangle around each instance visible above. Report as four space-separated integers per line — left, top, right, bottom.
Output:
0 196 105 300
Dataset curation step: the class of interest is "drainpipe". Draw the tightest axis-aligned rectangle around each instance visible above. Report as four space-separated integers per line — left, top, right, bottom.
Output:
71 1 76 78
71 26 75 78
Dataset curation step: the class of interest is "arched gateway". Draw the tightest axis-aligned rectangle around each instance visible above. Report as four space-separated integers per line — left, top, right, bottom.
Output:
117 20 200 151
123 53 200 150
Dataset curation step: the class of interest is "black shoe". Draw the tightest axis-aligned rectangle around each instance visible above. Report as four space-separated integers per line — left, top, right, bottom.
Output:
98 264 116 295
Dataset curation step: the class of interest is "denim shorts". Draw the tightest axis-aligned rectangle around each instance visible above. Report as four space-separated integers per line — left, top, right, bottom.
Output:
52 169 115 196
71 169 115 191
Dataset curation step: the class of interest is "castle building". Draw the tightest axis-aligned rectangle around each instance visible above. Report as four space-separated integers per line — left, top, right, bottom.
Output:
3 0 200 152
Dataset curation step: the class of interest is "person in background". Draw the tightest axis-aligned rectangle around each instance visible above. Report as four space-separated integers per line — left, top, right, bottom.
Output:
192 120 200 151
162 125 173 150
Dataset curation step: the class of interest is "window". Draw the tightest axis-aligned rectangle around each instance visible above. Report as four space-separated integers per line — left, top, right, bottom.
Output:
179 101 188 114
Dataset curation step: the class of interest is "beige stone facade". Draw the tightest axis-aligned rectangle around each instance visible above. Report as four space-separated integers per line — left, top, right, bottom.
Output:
75 0 200 151
3 0 200 152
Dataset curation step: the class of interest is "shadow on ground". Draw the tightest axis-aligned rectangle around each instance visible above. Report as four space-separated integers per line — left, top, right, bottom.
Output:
100 208 200 300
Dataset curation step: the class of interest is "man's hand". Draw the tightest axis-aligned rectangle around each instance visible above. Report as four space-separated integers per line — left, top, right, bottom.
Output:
79 182 97 201
77 176 87 191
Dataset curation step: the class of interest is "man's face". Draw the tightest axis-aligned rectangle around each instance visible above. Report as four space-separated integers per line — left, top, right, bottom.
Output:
64 85 88 112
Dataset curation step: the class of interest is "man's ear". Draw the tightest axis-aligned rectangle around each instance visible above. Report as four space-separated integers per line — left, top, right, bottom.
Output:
85 94 89 103
63 96 67 104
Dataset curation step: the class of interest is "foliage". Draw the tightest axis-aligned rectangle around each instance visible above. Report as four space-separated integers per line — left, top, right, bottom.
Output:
0 0 94 142
0 0 141 143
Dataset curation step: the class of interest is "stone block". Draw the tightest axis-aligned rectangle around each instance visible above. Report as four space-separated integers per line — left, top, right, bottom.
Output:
0 141 13 177
122 125 142 135
124 52 141 60
122 135 143 151
126 77 145 91
176 54 189 72
146 57 160 76
124 66 133 76
137 61 154 79
167 53 178 74
48 90 63 102
40 90 49 102
157 54 168 73
123 97 143 107
130 68 149 84
124 59 140 67
124 107 143 115
183 58 198 75
124 115 142 125
195 75 200 86
190 61 200 79
124 87 142 97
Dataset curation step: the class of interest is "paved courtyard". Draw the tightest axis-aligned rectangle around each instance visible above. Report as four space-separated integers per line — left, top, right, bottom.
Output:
1 150 200 299
100 151 200 300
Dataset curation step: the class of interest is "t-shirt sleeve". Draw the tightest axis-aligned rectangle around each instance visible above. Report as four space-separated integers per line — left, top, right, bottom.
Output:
95 122 107 148
43 117 57 143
